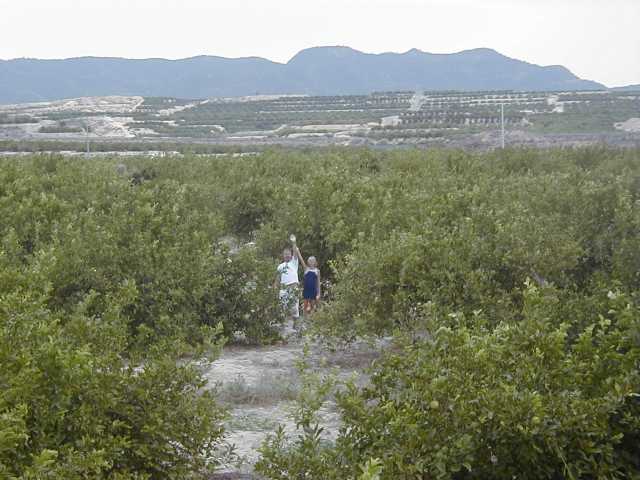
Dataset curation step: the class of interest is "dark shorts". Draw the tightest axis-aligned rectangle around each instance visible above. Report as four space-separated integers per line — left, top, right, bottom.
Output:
303 270 318 299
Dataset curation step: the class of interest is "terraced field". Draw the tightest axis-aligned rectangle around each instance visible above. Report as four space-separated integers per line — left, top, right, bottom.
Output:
1 89 639 149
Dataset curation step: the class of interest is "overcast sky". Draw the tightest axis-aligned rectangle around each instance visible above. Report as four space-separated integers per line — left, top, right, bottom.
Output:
1 0 638 87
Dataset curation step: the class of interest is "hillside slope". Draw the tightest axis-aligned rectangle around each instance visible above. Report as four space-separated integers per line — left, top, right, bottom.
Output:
0 46 605 104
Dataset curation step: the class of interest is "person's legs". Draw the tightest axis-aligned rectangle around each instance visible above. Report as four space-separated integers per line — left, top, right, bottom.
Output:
280 285 300 338
279 288 289 311
292 299 300 319
279 288 293 339
303 299 311 315
289 285 300 320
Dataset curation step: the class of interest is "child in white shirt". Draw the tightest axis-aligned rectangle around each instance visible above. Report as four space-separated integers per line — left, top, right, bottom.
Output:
276 245 300 320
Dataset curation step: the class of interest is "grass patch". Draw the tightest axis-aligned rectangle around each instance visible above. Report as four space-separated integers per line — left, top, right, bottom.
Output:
215 372 299 406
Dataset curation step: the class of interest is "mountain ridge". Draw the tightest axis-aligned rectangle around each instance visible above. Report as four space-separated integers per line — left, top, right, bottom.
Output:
0 46 606 104
611 84 640 92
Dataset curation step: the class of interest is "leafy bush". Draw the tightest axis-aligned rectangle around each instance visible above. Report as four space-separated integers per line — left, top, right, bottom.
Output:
257 284 640 479
2 147 640 477
0 155 282 477
0 262 226 479
0 156 282 345
311 148 640 339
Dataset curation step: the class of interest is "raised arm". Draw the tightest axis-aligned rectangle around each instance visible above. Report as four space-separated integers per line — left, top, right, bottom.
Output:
294 245 308 271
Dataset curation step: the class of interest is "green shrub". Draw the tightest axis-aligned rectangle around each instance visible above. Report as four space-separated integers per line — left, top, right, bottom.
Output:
0 268 226 479
199 243 284 343
2 148 640 477
0 156 282 345
257 284 640 479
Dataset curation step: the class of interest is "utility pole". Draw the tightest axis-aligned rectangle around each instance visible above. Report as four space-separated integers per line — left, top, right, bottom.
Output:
500 103 505 149
84 125 91 157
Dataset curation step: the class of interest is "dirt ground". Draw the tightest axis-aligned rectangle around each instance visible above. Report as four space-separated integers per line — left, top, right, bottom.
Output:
203 331 385 477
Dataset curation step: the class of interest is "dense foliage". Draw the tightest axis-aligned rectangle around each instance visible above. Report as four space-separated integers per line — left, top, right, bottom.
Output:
1 279 226 478
0 155 280 477
258 285 640 479
1 147 639 477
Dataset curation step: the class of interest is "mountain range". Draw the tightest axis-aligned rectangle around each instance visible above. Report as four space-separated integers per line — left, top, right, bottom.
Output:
611 84 640 92
0 46 608 104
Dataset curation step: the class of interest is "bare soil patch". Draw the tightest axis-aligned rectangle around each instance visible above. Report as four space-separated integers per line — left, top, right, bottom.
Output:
204 336 385 475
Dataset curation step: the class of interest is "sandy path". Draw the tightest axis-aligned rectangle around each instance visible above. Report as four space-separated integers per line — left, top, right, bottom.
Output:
203 336 383 475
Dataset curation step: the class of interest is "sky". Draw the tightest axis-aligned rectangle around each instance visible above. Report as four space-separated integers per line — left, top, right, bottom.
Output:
0 0 638 87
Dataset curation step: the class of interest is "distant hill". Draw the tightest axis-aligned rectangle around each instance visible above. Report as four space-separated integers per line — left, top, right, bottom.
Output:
0 46 606 104
611 84 640 92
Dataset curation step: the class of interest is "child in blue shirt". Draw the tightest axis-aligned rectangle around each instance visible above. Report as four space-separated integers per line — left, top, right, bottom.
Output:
295 248 321 315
